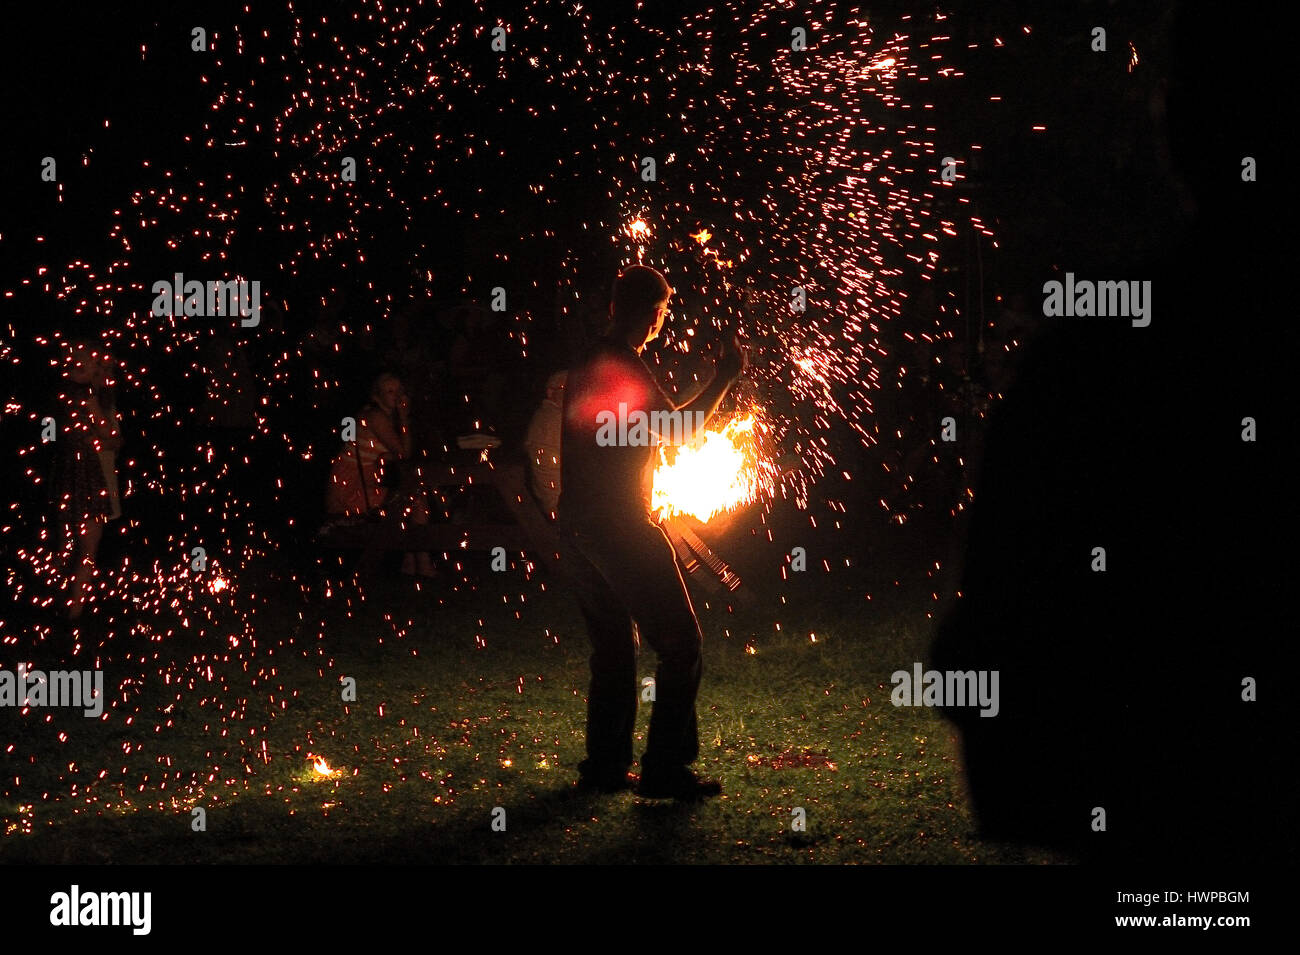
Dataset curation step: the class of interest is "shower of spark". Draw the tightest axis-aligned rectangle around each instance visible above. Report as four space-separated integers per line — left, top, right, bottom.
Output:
0 1 1013 820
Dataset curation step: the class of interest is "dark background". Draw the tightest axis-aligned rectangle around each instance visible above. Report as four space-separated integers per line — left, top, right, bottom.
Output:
0 0 1290 869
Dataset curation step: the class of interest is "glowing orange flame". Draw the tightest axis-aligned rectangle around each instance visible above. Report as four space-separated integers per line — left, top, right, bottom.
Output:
690 228 712 245
652 413 776 522
311 756 335 776
626 218 651 240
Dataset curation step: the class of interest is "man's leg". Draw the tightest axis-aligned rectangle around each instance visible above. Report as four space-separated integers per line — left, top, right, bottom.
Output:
579 589 638 774
562 535 638 780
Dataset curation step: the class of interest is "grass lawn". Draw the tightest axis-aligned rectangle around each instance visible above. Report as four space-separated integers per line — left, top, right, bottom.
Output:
1 538 1069 865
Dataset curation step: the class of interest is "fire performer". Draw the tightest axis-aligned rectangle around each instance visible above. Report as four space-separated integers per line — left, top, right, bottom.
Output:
560 264 745 798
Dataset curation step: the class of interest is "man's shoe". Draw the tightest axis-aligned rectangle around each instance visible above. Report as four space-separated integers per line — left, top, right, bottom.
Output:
637 766 723 800
576 768 638 793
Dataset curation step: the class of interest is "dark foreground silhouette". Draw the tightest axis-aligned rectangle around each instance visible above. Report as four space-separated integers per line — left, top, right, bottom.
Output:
934 10 1286 864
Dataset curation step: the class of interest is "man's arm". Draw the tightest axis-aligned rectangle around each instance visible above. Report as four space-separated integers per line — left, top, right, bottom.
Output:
673 365 735 421
648 338 745 444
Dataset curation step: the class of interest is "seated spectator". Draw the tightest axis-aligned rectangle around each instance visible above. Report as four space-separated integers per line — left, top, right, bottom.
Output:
326 373 436 577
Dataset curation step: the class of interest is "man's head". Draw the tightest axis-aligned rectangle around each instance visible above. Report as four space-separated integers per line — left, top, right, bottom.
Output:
609 265 672 352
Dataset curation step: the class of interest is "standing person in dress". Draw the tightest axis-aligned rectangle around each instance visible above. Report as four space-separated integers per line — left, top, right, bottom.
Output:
55 341 122 620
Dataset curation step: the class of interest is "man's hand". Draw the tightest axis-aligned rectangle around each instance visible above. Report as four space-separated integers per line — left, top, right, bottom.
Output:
677 333 747 425
716 334 748 380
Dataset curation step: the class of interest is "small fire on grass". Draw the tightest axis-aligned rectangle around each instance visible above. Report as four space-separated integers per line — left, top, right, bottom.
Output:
652 413 776 523
309 755 340 779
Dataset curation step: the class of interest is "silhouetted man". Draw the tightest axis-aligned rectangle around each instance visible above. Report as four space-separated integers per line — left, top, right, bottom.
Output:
559 265 744 798
932 7 1285 866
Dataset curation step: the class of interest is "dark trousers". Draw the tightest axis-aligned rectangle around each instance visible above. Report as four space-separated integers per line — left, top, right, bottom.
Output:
560 517 703 773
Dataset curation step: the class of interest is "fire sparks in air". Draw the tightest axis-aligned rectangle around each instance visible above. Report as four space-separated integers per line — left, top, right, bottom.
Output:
0 0 1026 821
